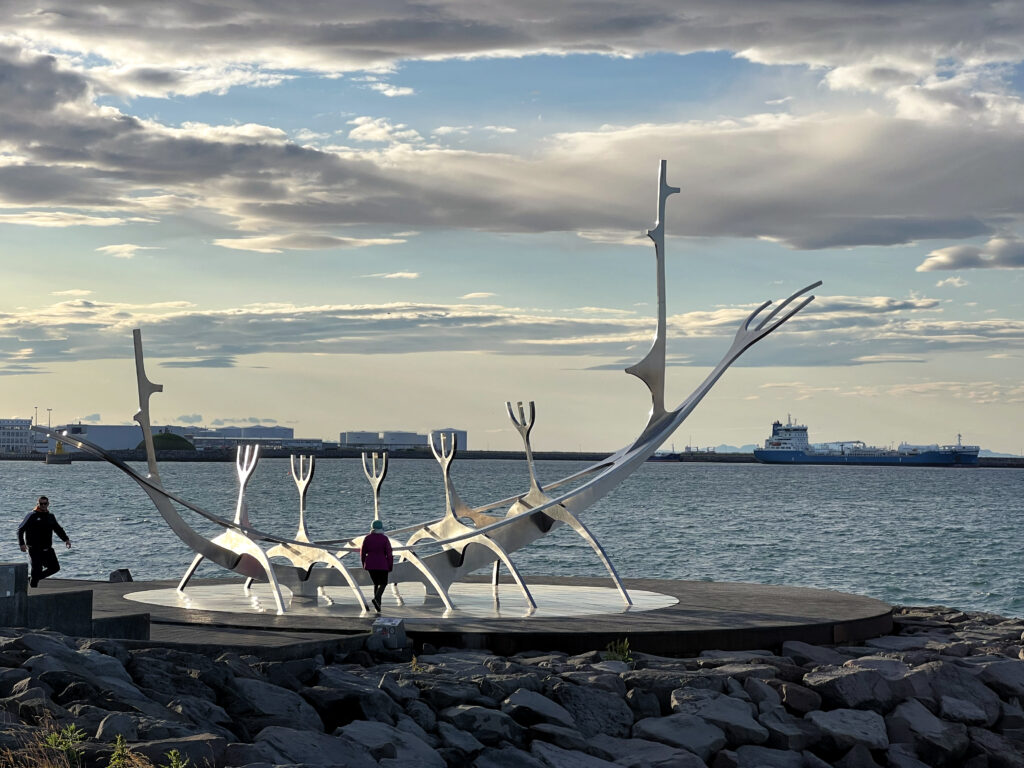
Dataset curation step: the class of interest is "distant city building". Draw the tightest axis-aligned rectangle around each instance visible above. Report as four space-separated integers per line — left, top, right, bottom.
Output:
0 418 35 453
49 423 298 452
434 428 468 451
53 423 194 452
340 431 382 447
339 428 467 450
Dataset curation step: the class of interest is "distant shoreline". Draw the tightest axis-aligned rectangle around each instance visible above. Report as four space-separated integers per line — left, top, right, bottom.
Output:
4 449 1022 467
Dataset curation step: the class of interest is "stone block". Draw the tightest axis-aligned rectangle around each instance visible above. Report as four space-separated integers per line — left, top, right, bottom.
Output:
26 590 92 637
0 563 28 628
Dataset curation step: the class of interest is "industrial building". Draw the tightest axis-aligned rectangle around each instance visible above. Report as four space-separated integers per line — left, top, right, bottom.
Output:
340 428 468 450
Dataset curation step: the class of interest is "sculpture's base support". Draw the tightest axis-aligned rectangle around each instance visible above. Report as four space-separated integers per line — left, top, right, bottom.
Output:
546 507 633 607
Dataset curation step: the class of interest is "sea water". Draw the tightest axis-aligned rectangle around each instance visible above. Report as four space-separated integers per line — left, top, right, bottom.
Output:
2 459 1021 616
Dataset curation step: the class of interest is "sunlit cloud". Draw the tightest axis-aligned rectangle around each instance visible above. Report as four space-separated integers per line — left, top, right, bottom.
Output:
918 235 1024 271
96 244 162 259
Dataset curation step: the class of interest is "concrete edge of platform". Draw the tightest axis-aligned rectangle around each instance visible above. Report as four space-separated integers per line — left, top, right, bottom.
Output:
25 575 894 658
407 610 894 656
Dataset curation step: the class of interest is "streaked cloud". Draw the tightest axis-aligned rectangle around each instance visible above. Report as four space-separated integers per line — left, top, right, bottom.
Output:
0 292 1019 375
364 271 420 279
96 244 161 259
213 234 405 253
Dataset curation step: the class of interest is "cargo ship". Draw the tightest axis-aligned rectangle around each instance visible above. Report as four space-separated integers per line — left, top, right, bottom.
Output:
753 418 980 466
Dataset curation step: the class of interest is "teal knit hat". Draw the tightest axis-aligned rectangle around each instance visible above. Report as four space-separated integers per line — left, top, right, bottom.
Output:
371 520 383 530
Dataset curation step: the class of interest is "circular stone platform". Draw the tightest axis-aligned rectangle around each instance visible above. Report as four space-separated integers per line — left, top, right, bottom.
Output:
85 575 892 657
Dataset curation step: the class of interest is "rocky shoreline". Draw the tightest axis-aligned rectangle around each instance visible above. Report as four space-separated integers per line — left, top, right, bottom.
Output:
2 605 1024 767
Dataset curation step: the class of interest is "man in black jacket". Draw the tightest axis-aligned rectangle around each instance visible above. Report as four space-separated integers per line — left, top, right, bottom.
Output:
17 496 71 587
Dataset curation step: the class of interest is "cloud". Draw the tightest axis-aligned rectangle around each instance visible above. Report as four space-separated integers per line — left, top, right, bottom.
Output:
50 289 92 296
460 292 496 299
96 244 161 259
1 8 1023 256
0 290 1018 376
176 413 204 424
368 82 415 97
213 234 405 253
5 2 1023 90
160 357 237 368
917 235 1024 271
935 277 968 288
211 417 279 426
347 116 423 143
0 212 144 227
77 413 101 422
364 271 420 279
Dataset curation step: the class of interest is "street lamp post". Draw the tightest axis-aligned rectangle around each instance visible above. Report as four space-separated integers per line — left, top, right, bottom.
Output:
46 408 52 429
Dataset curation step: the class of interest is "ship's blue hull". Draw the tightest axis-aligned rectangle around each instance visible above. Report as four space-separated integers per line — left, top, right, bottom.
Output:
753 449 979 467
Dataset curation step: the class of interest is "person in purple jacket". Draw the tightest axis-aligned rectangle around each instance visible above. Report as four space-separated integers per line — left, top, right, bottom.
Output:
360 519 393 612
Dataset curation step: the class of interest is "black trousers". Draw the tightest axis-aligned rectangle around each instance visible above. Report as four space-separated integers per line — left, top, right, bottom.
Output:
28 547 60 587
368 569 389 606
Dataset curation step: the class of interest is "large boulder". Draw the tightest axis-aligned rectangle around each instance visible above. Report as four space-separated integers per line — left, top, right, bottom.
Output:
255 724 377 767
530 740 620 767
502 688 576 729
806 708 888 752
967 725 1024 768
903 661 1000 726
734 744 805 767
231 676 324 733
758 705 822 751
772 681 822 715
302 682 400 729
437 720 485 758
802 665 895 712
978 659 1024 699
670 688 768 746
552 681 633 738
472 745 546 768
441 704 526 746
117 733 227 768
339 719 445 767
885 698 968 766
632 713 727 761
782 641 850 667
587 733 706 768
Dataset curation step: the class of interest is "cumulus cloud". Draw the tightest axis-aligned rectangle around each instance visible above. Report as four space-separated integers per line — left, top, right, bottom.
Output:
917 235 1024 271
176 413 204 424
0 3 1022 256
935 277 968 288
347 116 423 143
368 82 415 97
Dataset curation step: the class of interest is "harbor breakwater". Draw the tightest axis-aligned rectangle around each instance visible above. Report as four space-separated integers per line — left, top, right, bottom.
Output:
2 606 1024 767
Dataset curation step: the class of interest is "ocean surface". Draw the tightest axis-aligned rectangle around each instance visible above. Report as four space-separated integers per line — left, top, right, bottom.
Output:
3 458 1021 617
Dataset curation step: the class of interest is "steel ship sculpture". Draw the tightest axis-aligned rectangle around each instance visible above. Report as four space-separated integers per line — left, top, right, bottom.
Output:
33 161 821 614
753 418 980 467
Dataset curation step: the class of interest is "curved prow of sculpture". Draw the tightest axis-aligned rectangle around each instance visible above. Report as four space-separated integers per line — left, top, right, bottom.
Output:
132 328 165 483
625 159 679 429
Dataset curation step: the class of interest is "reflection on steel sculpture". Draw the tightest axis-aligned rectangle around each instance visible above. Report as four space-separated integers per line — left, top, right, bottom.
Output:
33 161 821 615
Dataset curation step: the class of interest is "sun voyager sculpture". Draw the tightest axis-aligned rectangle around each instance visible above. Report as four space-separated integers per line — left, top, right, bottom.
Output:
35 161 820 616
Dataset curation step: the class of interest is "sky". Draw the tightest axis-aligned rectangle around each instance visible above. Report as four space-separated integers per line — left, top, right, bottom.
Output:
1 1 1023 454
